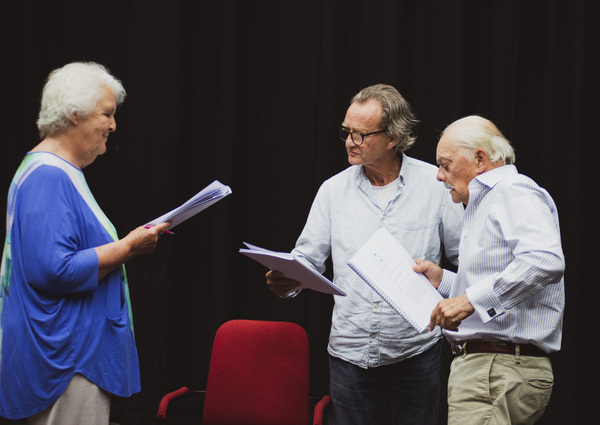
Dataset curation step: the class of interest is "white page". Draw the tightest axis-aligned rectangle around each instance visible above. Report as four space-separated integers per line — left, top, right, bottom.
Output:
348 227 442 332
240 243 346 296
146 180 232 229
242 242 270 252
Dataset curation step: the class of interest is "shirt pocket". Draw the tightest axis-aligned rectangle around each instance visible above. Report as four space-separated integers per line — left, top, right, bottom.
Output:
385 218 439 260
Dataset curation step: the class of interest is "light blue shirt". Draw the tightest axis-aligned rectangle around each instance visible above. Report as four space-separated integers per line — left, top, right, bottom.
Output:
437 165 565 353
292 154 464 368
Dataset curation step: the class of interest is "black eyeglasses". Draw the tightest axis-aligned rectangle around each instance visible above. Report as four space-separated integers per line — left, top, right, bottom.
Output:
338 125 386 146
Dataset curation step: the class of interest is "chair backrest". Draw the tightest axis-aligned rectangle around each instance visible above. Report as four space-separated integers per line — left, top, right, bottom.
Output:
203 319 310 425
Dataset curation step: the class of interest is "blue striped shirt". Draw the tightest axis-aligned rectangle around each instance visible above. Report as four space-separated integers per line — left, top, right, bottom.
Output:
438 165 565 353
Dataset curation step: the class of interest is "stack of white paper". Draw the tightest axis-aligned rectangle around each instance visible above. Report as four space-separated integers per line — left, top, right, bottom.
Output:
239 243 346 296
146 180 232 229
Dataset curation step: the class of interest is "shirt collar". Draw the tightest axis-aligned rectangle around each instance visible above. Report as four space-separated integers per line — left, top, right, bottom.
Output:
397 153 409 186
355 153 407 188
472 164 518 190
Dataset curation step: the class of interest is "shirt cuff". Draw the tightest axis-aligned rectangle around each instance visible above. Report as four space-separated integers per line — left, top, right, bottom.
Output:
438 270 456 298
465 274 505 323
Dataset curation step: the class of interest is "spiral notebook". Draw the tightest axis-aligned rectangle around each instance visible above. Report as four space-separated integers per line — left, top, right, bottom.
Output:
348 227 442 332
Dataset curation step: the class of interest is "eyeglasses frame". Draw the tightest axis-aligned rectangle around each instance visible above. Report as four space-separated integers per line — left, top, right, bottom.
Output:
339 125 387 146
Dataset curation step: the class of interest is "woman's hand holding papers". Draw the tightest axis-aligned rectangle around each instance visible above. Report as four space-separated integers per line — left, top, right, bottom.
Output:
96 222 171 280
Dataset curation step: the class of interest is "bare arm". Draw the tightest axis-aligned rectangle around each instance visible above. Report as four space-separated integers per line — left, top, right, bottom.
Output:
94 222 171 280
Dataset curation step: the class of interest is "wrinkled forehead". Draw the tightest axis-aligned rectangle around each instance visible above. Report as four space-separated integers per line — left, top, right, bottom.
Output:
344 99 383 128
436 133 460 163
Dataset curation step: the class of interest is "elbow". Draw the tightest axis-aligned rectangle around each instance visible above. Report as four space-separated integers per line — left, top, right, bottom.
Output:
550 250 565 277
30 272 97 296
27 254 98 296
535 251 565 285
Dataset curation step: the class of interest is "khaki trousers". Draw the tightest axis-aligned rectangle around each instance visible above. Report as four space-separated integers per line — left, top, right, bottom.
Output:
28 374 111 425
448 352 553 425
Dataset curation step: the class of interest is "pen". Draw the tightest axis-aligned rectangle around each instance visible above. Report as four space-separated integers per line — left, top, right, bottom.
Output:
145 225 174 235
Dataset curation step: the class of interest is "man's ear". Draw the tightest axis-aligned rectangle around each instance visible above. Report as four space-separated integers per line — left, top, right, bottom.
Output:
387 135 400 149
474 148 489 173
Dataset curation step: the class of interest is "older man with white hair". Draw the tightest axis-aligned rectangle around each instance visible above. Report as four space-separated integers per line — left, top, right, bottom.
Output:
414 115 565 425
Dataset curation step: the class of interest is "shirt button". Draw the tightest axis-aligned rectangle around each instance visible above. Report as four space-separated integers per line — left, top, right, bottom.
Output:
370 333 377 339
374 303 380 309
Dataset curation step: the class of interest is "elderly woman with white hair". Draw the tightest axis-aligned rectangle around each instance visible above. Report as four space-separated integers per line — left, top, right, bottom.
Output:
0 62 170 424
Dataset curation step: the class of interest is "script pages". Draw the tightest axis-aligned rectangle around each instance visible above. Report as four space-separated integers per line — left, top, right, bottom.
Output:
239 243 346 296
146 180 232 229
348 227 442 332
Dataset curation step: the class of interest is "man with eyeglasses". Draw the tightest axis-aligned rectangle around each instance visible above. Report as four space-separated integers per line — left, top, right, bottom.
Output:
266 84 463 424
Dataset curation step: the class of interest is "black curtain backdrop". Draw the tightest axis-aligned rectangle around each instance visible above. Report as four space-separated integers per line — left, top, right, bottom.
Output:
1 1 596 424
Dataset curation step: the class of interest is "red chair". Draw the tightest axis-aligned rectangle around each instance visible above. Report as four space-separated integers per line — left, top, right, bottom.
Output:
157 319 330 424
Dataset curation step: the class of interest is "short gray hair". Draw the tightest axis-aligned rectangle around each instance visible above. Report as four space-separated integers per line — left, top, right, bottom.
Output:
442 115 515 165
351 84 418 155
37 62 126 138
